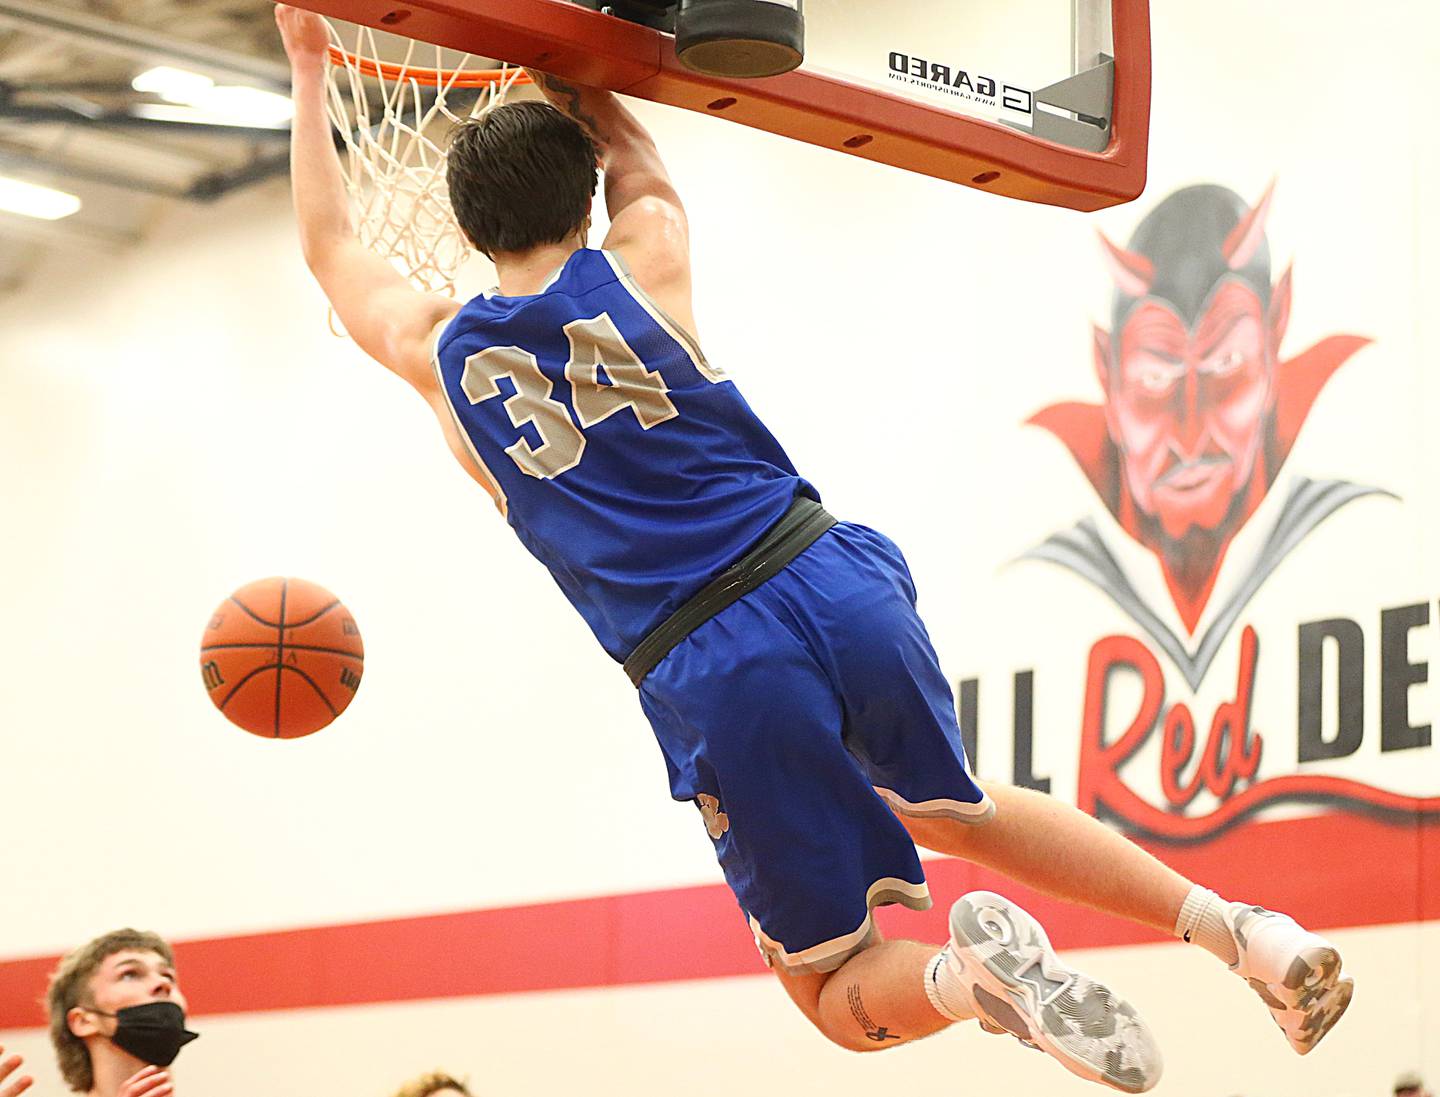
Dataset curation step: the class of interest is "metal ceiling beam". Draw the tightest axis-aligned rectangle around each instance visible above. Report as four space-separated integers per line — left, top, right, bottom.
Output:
7 80 145 96
186 151 292 202
0 103 290 141
0 145 189 199
0 143 293 204
0 0 290 88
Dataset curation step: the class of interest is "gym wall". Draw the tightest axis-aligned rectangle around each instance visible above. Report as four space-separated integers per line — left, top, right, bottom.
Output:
2 2 1435 1094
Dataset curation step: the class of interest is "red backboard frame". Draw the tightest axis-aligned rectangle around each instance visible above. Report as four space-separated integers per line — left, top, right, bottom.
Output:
285 0 1150 211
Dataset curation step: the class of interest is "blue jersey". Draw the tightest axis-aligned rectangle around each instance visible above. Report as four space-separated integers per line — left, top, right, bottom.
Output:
432 248 814 661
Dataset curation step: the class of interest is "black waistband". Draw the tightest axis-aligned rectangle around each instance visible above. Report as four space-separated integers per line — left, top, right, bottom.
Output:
623 495 837 687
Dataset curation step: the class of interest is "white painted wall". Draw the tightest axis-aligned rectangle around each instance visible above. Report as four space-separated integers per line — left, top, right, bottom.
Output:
2 1 1436 1095
1 926 1434 1097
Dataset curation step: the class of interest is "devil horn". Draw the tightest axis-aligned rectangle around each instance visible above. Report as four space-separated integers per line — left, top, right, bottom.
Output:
1222 179 1276 270
1097 230 1154 298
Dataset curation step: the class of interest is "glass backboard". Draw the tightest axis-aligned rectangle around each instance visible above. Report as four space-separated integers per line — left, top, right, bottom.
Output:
285 0 1149 210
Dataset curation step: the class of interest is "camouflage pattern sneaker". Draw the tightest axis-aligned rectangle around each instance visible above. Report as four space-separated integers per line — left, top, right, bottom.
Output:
1223 903 1353 1054
943 891 1162 1093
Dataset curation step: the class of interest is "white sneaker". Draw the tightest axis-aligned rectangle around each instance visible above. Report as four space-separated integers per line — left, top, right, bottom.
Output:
1224 903 1353 1054
943 892 1163 1093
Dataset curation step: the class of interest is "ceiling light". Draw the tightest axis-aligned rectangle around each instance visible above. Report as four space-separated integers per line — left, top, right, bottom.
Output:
0 175 81 220
194 85 295 127
131 103 289 130
132 65 215 103
132 66 294 128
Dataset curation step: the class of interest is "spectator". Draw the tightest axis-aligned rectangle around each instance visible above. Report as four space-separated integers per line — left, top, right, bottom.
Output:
1395 1072 1432 1097
46 929 199 1097
391 1072 473 1097
0 1045 34 1097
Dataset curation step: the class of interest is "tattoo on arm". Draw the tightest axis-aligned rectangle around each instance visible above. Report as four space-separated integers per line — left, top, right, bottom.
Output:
846 985 901 1042
529 71 609 149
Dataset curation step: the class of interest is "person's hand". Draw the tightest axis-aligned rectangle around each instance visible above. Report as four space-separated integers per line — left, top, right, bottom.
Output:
0 1046 34 1097
118 1065 174 1097
275 4 331 69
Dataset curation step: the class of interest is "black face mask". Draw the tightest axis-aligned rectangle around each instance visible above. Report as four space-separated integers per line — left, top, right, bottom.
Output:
87 1001 199 1067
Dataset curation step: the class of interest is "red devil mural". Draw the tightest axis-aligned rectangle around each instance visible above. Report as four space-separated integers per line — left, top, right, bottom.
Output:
1026 182 1385 689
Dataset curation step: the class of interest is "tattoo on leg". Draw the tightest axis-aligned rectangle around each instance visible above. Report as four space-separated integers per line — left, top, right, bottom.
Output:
846 984 901 1042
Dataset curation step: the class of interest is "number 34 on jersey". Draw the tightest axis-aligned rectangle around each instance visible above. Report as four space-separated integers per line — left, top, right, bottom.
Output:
461 312 679 480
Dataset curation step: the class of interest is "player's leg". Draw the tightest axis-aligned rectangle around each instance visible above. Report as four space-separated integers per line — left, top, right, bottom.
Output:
822 521 1349 1057
901 781 1190 932
707 525 1161 1091
899 784 1353 1054
636 581 954 1051
771 932 950 1052
771 900 1161 1093
632 572 1137 1076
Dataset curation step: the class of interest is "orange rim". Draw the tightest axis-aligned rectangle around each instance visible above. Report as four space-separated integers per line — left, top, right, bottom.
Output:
327 46 532 89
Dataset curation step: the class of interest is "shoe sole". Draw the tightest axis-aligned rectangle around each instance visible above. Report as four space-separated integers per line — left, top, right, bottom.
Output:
1299 976 1354 1053
949 892 1162 1093
1283 945 1351 1054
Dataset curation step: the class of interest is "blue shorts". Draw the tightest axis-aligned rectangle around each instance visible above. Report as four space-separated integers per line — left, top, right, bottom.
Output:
638 521 993 974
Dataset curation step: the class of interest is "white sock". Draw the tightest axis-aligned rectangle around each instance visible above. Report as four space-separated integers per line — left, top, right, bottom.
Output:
1174 885 1239 966
925 949 978 1023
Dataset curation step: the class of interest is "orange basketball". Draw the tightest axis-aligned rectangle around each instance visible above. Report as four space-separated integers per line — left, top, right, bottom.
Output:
199 577 364 739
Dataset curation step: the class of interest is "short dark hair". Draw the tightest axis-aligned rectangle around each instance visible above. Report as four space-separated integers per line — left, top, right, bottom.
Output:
446 101 597 257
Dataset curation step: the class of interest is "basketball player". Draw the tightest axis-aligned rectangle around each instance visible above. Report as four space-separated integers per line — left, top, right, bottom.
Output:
277 7 1352 1090
46 929 198 1097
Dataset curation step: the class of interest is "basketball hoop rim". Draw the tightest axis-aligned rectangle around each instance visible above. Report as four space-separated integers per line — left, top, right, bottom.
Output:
326 45 533 89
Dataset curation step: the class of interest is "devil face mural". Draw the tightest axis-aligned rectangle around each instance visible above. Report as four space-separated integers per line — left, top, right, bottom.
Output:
1103 283 1275 541
1031 182 1372 639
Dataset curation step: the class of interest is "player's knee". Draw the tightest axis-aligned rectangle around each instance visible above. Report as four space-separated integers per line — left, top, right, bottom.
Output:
822 1014 905 1053
798 1008 889 1053
826 1026 894 1053
812 979 906 1053
775 968 890 1053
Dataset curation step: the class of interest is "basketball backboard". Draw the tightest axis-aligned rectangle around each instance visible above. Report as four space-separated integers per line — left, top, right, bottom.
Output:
284 0 1149 211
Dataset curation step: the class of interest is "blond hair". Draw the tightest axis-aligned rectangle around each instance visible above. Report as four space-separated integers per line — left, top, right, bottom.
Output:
391 1071 473 1097
46 929 175 1092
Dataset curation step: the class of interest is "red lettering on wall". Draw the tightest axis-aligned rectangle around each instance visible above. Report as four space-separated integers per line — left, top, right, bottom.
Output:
1077 627 1440 841
1160 705 1201 808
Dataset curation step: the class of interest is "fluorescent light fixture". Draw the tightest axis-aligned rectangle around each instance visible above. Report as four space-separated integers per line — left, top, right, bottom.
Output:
132 102 290 130
198 85 295 127
0 175 81 220
132 65 215 103
132 66 294 128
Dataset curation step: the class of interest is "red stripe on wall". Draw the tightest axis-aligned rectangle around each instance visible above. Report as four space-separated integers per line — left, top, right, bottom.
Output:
2 811 1435 1030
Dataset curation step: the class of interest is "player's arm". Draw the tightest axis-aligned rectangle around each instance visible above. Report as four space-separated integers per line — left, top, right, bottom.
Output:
276 5 457 392
526 70 697 336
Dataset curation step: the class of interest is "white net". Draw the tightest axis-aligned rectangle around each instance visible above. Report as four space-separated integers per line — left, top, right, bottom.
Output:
322 20 526 299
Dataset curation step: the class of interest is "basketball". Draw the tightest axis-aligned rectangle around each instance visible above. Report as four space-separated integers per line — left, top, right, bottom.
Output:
200 577 364 739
